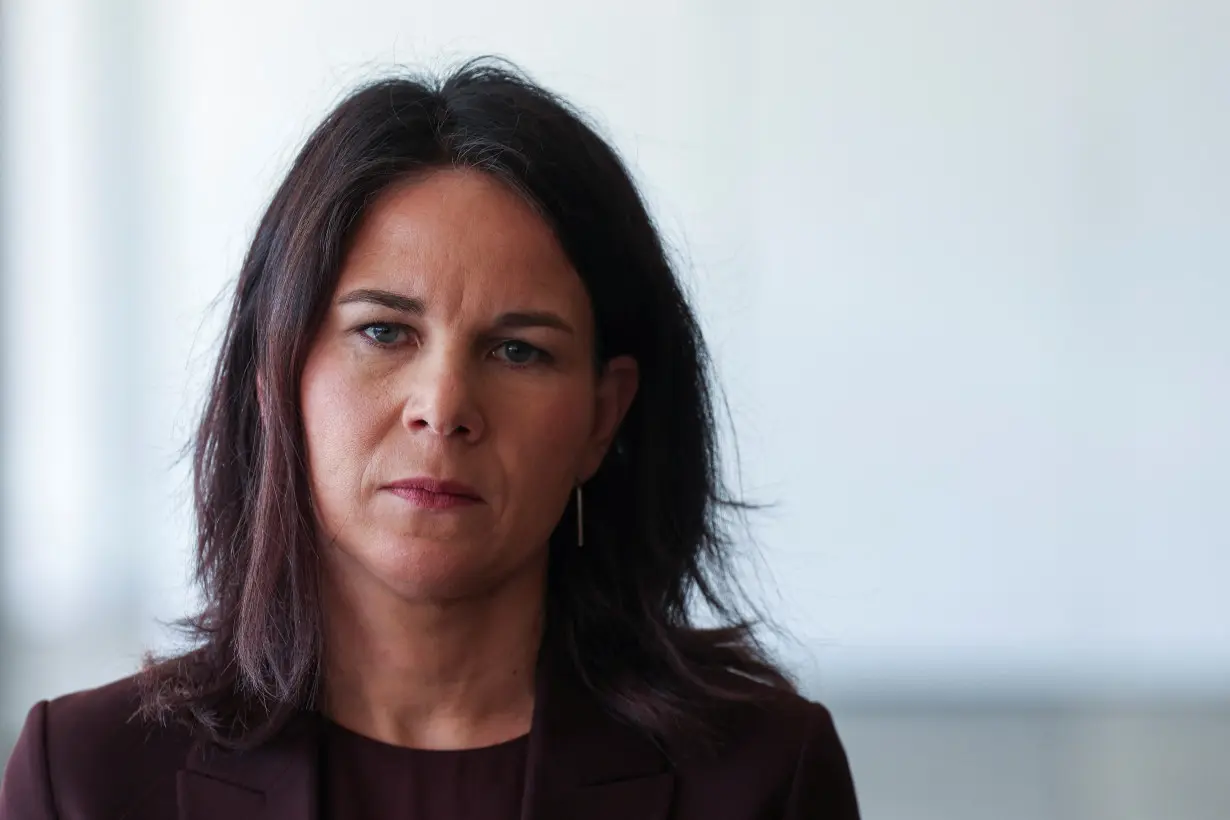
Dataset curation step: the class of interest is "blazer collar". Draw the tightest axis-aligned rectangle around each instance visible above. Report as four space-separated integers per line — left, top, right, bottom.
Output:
519 648 675 820
178 648 675 820
178 708 321 820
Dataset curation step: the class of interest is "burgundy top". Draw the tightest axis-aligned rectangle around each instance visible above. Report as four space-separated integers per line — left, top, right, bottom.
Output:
320 719 530 820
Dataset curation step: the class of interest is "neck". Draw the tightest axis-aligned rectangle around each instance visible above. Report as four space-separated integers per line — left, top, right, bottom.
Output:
320 551 545 750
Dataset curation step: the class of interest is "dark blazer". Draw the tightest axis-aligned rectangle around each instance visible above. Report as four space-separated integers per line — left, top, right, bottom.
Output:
0 656 860 820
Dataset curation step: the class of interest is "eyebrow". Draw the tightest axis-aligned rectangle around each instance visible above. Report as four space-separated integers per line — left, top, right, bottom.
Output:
336 288 575 335
337 288 425 314
494 311 575 335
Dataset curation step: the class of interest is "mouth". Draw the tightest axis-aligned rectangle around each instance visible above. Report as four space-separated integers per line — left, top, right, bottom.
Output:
382 477 484 509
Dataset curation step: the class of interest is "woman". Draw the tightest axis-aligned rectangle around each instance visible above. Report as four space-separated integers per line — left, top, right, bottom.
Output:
0 59 859 819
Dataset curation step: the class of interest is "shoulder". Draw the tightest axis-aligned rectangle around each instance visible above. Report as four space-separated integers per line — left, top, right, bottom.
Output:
669 683 861 819
0 673 193 819
45 672 194 765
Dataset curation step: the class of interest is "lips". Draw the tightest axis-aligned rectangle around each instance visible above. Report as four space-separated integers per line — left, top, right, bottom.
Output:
383 477 484 505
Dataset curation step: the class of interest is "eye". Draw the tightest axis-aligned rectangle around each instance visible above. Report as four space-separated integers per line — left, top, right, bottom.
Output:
358 323 408 346
493 340 548 367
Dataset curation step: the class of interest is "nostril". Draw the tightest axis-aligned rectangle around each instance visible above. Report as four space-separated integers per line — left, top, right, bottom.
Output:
410 418 472 437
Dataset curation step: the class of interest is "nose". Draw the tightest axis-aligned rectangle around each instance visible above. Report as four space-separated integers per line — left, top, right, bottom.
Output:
401 355 485 442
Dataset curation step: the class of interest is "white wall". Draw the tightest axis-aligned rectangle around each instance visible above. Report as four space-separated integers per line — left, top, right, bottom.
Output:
2 0 1227 717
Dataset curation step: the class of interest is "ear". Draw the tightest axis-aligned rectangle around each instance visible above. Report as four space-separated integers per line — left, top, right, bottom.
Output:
579 355 639 482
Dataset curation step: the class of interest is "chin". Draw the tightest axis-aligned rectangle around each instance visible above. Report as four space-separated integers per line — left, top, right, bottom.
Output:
364 535 542 604
366 538 483 599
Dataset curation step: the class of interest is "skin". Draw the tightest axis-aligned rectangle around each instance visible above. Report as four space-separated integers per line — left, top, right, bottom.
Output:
298 168 638 749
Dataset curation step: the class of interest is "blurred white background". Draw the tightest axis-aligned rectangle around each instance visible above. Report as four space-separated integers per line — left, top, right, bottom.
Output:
2 1 1227 817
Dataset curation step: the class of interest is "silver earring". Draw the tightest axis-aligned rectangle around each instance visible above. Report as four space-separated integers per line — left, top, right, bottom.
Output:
575 484 584 547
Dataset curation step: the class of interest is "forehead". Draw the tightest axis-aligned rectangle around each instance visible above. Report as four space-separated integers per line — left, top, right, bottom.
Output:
337 169 588 316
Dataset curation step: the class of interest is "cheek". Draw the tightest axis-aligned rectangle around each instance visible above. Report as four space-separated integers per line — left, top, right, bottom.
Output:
301 353 387 510
484 390 592 558
497 387 594 489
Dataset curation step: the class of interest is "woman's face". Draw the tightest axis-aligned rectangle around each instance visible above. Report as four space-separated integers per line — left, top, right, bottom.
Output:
300 169 637 603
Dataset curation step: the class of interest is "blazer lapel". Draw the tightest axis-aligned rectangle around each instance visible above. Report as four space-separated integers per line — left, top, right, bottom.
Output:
178 712 321 820
521 651 675 820
174 648 675 820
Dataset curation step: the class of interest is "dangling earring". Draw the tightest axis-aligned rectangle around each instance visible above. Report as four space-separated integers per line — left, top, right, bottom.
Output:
575 484 584 547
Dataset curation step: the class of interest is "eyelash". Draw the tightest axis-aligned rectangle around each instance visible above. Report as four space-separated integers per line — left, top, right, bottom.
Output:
353 323 553 367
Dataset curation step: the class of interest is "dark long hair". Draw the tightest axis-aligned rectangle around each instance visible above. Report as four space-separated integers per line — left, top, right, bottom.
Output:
141 57 792 749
